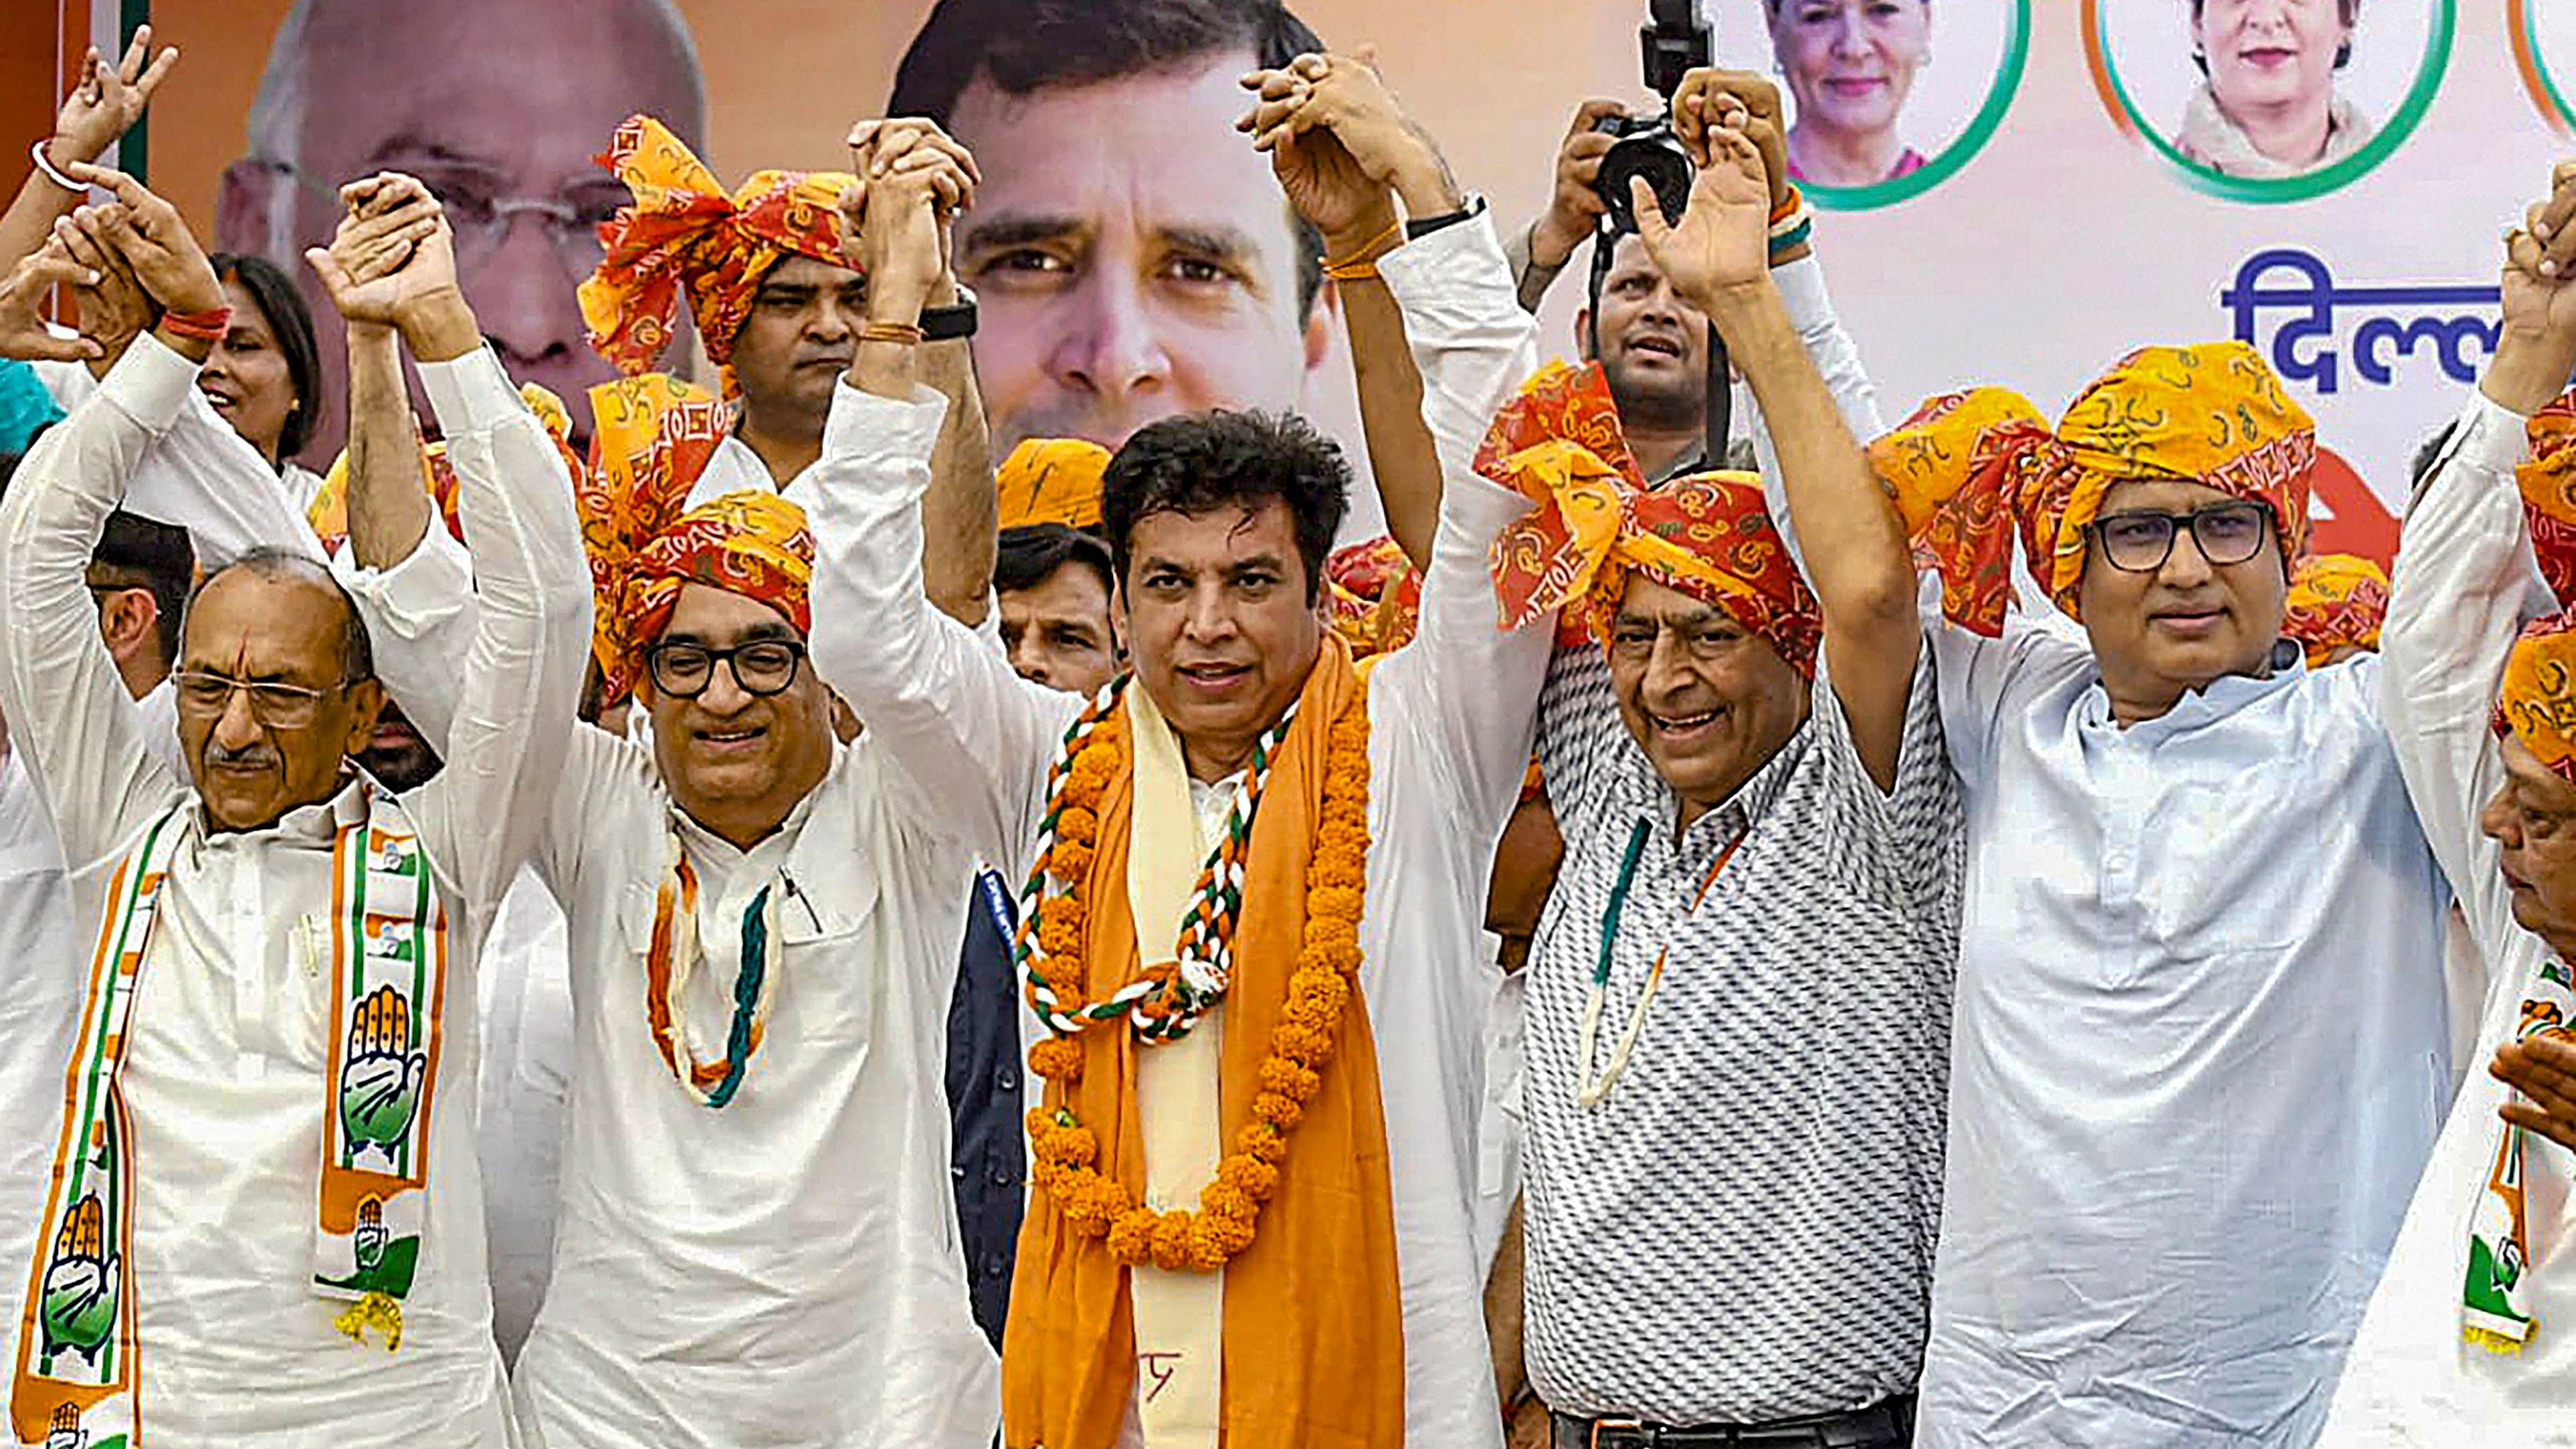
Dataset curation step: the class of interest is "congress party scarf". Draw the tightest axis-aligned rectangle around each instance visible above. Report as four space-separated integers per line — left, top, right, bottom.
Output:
10 788 447 1448
2465 955 2576 1353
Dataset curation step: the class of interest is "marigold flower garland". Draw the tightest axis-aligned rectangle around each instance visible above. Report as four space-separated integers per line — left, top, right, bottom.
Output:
1019 677 1373 1272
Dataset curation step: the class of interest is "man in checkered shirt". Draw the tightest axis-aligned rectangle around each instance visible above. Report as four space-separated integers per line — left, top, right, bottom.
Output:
1506 80 1960 1449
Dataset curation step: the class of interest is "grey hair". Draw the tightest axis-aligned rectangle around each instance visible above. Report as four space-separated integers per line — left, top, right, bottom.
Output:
188 546 376 683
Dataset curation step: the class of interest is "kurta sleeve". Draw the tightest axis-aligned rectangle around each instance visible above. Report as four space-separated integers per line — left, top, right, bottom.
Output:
2382 390 2553 975
397 347 594 920
0 337 196 872
1367 213 1550 843
803 380 1078 875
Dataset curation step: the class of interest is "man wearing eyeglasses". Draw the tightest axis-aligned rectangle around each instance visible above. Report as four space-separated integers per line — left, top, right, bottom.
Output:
1859 337 2470 1436
331 156 1002 1447
215 0 707 461
0 160 587 1445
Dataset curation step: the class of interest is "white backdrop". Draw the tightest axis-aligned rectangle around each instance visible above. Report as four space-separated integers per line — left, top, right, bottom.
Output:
1658 0 2534 562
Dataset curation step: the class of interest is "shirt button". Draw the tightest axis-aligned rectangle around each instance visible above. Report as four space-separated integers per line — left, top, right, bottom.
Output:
995 1068 1019 1092
951 1163 968 1181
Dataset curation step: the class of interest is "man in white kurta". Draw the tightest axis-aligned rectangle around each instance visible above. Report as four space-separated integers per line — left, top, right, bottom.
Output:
0 220 588 1442
2317 181 2576 1445
340 171 1000 1446
806 170 1547 1443
1859 348 2464 1446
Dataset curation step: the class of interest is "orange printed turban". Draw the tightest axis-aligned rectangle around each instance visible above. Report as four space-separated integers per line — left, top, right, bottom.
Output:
1326 535 1423 659
997 439 1109 532
573 371 812 700
2500 612 2576 785
623 490 814 679
1483 361 1820 674
2281 552 2390 666
1866 342 2315 637
2519 389 2576 605
2494 388 2576 783
579 114 854 388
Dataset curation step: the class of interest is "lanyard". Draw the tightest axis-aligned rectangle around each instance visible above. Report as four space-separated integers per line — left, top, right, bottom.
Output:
1575 813 1746 1108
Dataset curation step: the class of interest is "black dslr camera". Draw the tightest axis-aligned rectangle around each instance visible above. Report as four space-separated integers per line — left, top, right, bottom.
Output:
1592 0 1713 233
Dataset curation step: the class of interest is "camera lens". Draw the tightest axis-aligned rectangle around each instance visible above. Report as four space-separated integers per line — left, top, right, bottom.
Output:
1595 123 1695 233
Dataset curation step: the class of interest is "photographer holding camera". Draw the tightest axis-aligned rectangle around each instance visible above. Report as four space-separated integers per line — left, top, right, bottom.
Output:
1496 85 1945 1449
1503 60 1876 493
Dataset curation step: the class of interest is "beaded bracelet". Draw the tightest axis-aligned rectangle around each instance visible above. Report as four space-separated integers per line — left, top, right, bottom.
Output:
156 306 234 345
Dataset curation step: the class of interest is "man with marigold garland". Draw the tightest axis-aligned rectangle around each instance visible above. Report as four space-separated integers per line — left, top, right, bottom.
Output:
807 52 1547 1449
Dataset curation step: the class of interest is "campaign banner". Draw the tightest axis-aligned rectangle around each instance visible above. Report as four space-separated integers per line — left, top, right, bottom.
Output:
104 0 2576 561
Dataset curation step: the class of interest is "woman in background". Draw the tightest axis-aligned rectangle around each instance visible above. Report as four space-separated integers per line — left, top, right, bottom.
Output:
205 251 326 508
2177 0 2373 178
1767 0 1935 187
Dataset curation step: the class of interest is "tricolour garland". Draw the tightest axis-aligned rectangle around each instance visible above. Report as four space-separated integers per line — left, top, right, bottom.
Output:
1015 676 1372 1272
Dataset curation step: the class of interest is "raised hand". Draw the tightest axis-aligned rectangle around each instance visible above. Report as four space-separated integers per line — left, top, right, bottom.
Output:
1671 69 1792 213
47 26 178 171
304 173 455 332
0 245 105 364
2507 162 2576 342
58 162 223 318
844 119 978 325
1238 51 1462 224
54 208 150 365
1628 113 1772 313
1238 57 1394 249
338 983 427 1162
2485 162 2576 415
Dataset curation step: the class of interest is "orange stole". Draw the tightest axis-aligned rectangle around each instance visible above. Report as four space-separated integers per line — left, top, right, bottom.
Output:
1001 643 1406 1448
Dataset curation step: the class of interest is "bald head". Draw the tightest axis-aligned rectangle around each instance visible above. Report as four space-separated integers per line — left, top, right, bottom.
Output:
218 0 707 461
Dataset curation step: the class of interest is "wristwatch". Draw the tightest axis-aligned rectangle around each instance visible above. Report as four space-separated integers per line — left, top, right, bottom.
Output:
1405 194 1488 242
919 286 978 342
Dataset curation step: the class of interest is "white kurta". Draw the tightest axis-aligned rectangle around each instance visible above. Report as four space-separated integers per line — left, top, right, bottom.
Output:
2319 393 2576 1444
475 868 574 1365
348 474 999 1448
0 337 590 1443
802 213 1549 1449
1915 577 2457 1443
34 353 325 566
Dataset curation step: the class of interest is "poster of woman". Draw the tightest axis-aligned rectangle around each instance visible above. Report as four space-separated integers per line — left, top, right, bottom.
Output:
2088 0 2452 198
1731 0 2029 208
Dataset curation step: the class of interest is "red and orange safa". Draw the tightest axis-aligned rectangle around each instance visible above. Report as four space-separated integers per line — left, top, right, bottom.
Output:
1480 360 1819 672
622 492 815 674
2498 388 2576 785
578 113 854 384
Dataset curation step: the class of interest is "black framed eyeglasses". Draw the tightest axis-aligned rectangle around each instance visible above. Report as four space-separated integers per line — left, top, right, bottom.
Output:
170 669 352 729
2086 501 2273 574
642 639 808 700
